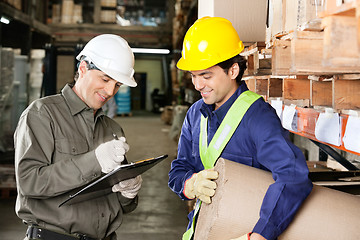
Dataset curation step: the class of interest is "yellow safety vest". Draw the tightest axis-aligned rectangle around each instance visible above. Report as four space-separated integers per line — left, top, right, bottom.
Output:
182 90 261 240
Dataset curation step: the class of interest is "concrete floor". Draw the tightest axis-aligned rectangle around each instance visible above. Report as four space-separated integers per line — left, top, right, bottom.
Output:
0 111 189 240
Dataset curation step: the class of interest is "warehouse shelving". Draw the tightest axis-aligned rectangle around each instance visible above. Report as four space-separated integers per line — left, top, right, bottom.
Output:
0 1 52 51
47 0 173 48
242 0 360 171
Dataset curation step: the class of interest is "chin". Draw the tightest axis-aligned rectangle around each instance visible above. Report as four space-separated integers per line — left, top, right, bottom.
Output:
203 99 214 105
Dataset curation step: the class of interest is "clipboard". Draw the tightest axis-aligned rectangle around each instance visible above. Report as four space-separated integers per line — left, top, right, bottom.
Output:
59 154 168 207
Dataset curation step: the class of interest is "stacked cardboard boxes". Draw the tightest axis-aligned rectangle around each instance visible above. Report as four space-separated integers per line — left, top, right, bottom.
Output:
51 0 83 24
100 0 117 23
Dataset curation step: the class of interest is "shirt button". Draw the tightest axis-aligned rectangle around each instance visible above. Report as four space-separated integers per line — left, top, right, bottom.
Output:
101 213 105 217
72 147 76 153
93 173 97 177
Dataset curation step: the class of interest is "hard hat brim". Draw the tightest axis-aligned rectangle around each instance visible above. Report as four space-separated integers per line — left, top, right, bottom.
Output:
101 66 137 87
76 56 137 87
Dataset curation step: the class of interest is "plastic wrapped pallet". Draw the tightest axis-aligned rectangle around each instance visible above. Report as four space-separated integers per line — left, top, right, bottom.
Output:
0 48 15 152
29 50 45 104
115 85 131 115
194 158 360 240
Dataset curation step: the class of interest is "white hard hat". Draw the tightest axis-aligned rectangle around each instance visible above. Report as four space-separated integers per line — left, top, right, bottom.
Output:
76 34 137 87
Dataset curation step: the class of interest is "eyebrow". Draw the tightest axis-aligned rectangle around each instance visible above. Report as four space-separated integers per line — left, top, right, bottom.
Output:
101 73 114 80
189 71 212 76
100 73 121 86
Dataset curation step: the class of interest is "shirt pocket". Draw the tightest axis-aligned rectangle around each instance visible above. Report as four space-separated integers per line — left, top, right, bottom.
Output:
221 152 254 166
55 138 89 155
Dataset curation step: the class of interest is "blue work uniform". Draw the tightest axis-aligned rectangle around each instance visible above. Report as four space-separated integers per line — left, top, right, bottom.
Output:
168 82 313 240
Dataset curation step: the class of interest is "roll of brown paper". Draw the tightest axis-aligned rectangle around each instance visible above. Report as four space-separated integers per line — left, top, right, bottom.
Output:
194 158 360 240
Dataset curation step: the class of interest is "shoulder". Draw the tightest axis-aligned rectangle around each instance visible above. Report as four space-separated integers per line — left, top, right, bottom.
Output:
247 98 279 122
184 99 204 123
187 99 203 116
22 94 64 117
245 98 286 139
27 94 64 111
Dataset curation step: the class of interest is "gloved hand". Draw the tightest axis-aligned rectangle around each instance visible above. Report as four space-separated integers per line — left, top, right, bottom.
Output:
230 233 251 240
183 168 219 204
95 137 129 173
112 175 142 199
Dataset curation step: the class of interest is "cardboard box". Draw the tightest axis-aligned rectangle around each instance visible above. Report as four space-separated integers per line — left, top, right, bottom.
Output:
322 15 360 68
101 0 117 8
272 39 291 76
100 10 116 23
52 4 61 24
73 4 83 24
61 0 74 24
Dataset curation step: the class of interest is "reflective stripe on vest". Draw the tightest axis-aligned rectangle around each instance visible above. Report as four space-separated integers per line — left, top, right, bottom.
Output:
182 90 261 240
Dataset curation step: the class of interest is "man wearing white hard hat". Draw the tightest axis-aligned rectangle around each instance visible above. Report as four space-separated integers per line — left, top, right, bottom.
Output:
14 34 141 240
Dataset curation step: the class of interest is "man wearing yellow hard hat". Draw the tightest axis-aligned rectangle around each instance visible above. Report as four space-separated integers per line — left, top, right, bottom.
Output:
168 17 312 240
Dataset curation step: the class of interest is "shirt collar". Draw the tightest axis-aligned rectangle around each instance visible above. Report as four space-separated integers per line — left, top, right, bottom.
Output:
200 82 249 122
61 84 105 117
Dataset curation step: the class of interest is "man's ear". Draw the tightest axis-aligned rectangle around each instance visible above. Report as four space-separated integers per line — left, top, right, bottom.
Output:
78 60 88 76
229 63 240 80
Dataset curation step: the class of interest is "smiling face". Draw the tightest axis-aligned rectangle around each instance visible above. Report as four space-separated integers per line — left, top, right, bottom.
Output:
73 61 122 112
190 64 239 110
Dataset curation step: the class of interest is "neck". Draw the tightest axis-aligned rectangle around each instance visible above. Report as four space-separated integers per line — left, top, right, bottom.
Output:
214 84 239 110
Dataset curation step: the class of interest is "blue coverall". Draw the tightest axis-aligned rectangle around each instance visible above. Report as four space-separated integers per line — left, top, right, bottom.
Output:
168 82 313 240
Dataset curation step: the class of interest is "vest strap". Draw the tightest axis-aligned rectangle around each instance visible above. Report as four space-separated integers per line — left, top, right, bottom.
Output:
200 91 261 169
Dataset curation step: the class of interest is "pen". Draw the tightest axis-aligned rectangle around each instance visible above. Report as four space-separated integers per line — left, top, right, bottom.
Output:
113 133 129 164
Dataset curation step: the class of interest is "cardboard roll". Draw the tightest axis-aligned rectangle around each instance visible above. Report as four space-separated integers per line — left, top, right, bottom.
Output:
194 158 360 240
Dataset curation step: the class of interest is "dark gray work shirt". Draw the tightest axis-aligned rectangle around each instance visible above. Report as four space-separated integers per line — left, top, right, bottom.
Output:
14 84 135 239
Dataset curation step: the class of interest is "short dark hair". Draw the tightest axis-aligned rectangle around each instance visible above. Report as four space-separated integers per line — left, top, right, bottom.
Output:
216 54 247 84
73 60 98 83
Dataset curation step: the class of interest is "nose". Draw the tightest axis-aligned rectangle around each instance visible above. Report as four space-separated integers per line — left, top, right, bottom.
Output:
105 82 117 96
192 76 205 91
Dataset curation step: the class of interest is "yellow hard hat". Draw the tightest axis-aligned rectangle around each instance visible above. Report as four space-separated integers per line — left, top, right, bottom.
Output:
177 16 244 71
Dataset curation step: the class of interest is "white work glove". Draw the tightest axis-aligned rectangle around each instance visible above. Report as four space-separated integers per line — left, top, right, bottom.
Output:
95 137 129 173
112 175 142 199
183 168 219 204
230 233 251 240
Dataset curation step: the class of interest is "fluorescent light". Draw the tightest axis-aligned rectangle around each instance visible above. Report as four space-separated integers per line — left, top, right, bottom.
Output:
0 16 10 24
131 48 170 54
